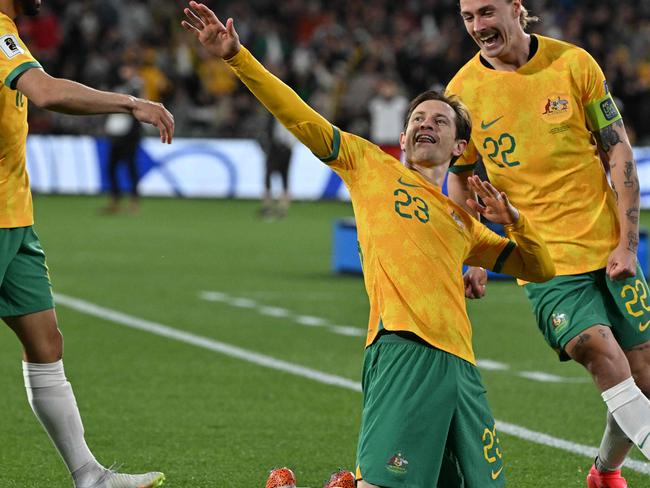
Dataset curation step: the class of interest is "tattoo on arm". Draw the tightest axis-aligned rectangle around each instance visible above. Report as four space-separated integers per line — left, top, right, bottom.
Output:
626 207 639 225
624 160 638 189
611 181 618 202
598 120 624 153
628 231 639 253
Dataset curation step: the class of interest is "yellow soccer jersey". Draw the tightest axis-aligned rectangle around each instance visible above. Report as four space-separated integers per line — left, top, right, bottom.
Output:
0 13 40 228
227 47 554 364
447 35 620 276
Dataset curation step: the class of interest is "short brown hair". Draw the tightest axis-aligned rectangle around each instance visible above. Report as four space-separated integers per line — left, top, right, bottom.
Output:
403 91 472 143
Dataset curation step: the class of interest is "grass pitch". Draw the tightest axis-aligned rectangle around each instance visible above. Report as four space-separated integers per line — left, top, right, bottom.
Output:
0 195 649 487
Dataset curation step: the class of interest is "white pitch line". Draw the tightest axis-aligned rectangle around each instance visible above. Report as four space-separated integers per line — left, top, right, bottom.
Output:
200 291 587 383
55 293 361 392
477 359 510 371
54 293 650 476
199 290 366 337
519 371 589 383
497 421 650 474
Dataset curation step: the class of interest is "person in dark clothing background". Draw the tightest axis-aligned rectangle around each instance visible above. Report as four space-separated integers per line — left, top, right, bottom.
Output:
260 113 295 219
102 63 144 214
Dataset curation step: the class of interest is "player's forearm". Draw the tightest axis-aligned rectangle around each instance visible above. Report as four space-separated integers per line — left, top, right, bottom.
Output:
28 75 134 115
609 144 640 254
226 47 334 158
500 214 556 282
597 120 639 252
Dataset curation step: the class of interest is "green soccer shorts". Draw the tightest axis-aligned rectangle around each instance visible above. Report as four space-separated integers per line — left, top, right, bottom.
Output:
355 332 505 488
0 226 54 317
525 265 650 360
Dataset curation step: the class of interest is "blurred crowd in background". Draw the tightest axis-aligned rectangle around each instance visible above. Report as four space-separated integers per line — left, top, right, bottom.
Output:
18 0 650 144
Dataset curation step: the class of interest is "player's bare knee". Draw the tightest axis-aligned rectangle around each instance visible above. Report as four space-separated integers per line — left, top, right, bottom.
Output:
24 327 63 363
566 325 629 382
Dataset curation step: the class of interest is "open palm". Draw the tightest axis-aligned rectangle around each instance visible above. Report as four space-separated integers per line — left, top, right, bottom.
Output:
466 175 519 225
182 1 241 59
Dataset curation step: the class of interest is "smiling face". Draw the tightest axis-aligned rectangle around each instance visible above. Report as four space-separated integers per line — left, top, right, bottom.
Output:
400 99 467 168
459 0 522 61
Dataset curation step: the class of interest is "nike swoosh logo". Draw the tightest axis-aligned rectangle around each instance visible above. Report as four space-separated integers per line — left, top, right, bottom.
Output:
640 319 650 332
397 177 422 188
638 431 650 449
481 116 504 130
491 466 504 480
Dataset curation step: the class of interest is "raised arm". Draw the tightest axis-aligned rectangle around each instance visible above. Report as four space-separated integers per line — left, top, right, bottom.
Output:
466 176 555 283
15 68 174 144
182 1 335 158
597 120 639 280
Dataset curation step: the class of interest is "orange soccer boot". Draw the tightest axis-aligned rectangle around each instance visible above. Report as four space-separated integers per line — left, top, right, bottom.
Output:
587 464 628 488
323 470 355 488
265 467 297 488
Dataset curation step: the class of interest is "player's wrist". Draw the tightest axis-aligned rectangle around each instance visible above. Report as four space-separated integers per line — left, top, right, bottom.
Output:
503 206 519 226
124 95 139 114
223 45 241 60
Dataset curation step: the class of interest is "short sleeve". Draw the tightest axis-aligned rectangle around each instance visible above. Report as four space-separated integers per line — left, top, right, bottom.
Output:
578 49 621 131
0 20 41 89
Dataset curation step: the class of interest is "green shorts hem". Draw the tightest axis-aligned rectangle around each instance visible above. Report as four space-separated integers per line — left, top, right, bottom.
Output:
525 266 650 361
0 299 55 318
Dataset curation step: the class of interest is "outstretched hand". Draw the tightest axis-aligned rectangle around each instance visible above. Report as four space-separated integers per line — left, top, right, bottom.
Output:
182 1 241 59
131 98 174 144
465 175 519 225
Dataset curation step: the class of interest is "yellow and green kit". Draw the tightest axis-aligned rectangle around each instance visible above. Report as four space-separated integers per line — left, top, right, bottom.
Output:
227 46 553 487
0 13 52 316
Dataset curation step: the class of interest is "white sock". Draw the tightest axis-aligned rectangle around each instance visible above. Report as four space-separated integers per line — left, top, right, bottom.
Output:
23 360 104 486
596 412 633 471
602 377 650 460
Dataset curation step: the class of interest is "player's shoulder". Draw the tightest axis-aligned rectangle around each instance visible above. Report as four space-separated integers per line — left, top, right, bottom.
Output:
327 127 394 165
446 53 482 94
0 12 17 33
537 34 594 65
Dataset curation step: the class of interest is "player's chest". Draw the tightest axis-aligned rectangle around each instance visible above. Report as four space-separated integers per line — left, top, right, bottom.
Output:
469 74 585 173
359 171 469 247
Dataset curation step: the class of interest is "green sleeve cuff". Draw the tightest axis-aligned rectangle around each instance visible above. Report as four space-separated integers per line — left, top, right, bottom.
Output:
318 125 341 163
585 92 622 131
493 240 516 273
5 61 41 89
448 162 477 174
